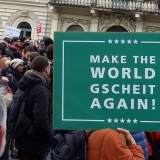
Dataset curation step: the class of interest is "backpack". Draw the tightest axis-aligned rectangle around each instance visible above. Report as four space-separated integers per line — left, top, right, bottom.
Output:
8 88 31 139
49 130 94 160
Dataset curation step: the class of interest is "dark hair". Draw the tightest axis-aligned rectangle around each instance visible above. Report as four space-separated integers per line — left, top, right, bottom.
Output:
11 37 20 43
29 52 40 62
32 56 49 72
46 44 53 60
20 37 27 43
0 43 6 55
3 37 11 44
39 48 46 56
24 45 34 54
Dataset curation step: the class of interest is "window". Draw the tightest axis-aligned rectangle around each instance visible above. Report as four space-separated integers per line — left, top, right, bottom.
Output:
107 26 127 32
67 25 84 32
17 22 32 37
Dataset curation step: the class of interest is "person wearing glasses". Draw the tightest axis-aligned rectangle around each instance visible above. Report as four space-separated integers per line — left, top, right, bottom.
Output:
5 37 22 59
2 58 24 94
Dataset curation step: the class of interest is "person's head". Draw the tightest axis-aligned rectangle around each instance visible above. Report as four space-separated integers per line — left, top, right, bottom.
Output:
0 97 7 156
10 58 24 73
40 39 44 45
10 37 22 48
32 56 50 76
24 45 34 58
3 37 11 44
44 38 53 47
39 48 46 56
28 52 40 68
20 37 30 44
46 44 53 60
0 43 6 56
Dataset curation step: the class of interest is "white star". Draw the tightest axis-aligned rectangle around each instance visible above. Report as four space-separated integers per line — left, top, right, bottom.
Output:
114 39 119 44
107 118 112 123
133 119 138 123
114 118 118 123
108 39 112 44
127 39 131 44
127 119 131 123
121 39 125 44
134 39 138 44
120 118 125 123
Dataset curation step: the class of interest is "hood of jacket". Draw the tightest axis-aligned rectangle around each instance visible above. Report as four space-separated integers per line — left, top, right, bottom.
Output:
19 71 47 91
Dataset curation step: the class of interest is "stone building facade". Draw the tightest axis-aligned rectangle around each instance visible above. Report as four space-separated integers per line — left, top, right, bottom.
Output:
0 0 160 41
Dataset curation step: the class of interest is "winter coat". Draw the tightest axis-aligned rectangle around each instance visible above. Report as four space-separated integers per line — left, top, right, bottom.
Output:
15 72 54 153
6 68 23 94
6 46 21 59
130 132 148 160
87 129 144 160
147 132 160 156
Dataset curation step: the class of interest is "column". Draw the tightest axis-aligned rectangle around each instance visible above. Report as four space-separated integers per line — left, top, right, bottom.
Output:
90 17 99 32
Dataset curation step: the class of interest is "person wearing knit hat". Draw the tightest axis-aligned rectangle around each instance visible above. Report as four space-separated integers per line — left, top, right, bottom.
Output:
10 59 24 70
1 58 24 94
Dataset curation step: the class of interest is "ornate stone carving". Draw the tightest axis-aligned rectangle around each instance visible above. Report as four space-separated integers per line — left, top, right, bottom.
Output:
145 26 160 32
6 10 39 26
22 10 28 17
98 14 135 32
60 17 91 31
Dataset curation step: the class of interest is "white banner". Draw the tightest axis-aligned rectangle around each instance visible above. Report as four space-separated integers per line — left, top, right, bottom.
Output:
4 26 21 38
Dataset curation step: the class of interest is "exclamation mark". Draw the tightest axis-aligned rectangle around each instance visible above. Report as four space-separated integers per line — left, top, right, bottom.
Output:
152 99 155 110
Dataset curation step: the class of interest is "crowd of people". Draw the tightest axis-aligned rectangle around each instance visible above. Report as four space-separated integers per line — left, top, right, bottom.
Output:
0 36 159 160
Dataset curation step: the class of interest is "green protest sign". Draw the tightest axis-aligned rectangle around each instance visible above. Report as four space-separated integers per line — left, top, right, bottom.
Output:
54 32 160 131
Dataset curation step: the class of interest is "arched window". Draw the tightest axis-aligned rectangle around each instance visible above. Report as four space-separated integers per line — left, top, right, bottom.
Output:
67 25 84 32
107 26 128 32
17 22 32 37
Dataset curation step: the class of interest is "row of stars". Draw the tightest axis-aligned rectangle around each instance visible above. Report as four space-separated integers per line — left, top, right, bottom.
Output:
107 118 138 123
108 39 138 44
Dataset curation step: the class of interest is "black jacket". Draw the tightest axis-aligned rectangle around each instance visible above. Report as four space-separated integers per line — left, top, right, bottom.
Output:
15 73 54 152
6 46 21 59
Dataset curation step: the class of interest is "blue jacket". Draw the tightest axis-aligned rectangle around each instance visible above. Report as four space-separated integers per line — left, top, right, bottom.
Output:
6 68 23 94
130 131 148 160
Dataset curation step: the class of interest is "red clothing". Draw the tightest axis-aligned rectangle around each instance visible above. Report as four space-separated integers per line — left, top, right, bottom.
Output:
87 129 144 160
147 132 160 156
9 44 20 52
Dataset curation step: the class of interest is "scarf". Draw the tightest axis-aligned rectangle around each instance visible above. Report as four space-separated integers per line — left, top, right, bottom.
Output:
25 70 50 86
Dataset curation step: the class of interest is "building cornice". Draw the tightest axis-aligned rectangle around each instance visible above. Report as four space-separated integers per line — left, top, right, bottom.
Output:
0 0 48 7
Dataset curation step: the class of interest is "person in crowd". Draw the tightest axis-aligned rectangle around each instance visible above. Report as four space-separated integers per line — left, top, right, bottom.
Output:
21 42 30 57
20 37 30 45
15 56 55 160
3 37 11 45
147 132 160 160
29 39 38 51
0 97 7 157
2 59 24 94
6 37 22 59
40 39 45 49
130 131 148 160
87 128 144 160
0 43 8 70
44 37 53 49
22 45 35 71
27 52 40 69
39 48 46 56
